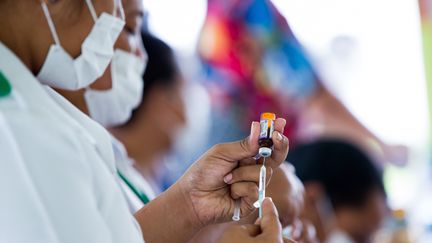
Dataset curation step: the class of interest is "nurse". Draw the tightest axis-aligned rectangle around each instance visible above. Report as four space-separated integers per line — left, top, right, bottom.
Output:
51 0 154 212
0 1 290 243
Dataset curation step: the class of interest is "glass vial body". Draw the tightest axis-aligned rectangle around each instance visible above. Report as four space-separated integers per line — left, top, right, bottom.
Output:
258 112 276 157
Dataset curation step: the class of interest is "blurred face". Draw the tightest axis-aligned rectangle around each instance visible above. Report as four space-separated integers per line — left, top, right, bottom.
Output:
335 189 387 242
156 77 187 149
302 185 387 243
351 189 387 240
89 0 145 90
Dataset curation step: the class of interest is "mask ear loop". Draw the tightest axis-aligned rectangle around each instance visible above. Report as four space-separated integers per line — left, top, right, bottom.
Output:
114 0 125 21
85 0 98 22
41 1 61 46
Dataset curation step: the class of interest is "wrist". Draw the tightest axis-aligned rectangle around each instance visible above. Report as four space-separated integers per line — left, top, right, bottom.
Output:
170 181 203 230
135 182 202 242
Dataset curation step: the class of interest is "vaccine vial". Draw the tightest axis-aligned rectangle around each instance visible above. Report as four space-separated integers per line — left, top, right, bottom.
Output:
258 112 276 157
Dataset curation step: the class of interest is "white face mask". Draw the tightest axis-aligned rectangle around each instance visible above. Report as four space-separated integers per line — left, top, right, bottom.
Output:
84 49 147 127
37 0 125 90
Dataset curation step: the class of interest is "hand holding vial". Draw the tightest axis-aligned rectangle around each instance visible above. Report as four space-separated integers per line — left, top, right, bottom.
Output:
175 116 288 227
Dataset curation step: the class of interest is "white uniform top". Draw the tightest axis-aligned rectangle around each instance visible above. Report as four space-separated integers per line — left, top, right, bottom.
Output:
42 86 155 214
0 42 144 243
111 137 157 213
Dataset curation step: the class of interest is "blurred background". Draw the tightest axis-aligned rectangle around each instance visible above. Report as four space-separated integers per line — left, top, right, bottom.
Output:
141 0 432 241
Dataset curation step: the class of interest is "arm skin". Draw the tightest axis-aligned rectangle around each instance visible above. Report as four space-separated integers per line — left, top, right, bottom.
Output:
299 85 407 165
134 182 200 243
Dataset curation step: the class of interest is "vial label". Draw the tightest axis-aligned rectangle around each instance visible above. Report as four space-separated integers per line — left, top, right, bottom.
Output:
269 121 274 138
260 120 268 138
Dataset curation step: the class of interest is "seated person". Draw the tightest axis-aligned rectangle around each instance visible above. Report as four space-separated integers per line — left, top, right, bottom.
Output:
111 31 187 199
0 0 293 242
287 139 388 243
111 33 310 242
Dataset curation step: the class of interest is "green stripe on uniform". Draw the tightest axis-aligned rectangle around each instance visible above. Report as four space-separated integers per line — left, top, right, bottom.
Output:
0 71 12 97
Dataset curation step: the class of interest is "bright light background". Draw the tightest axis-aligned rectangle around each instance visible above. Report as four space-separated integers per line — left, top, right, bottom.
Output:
144 0 428 149
143 0 431 222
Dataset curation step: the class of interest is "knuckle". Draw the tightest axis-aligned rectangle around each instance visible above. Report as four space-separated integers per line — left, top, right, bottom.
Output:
267 167 273 178
236 167 246 179
239 138 249 155
211 143 223 154
248 183 258 195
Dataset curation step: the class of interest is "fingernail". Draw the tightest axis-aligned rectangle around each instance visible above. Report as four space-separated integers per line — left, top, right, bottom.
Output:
253 200 260 208
264 197 273 204
224 173 232 183
277 132 283 141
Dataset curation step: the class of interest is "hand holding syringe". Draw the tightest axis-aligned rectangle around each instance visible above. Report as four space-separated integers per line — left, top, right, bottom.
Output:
233 113 277 221
257 113 276 218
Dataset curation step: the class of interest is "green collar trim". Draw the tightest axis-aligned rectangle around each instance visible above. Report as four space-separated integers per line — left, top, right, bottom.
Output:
0 71 12 97
117 170 150 205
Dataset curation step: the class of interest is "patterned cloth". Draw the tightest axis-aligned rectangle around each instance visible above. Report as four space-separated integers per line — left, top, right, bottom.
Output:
419 0 432 146
198 0 319 143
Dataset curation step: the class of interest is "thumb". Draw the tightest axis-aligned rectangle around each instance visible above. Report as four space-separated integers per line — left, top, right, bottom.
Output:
256 197 283 239
210 121 260 162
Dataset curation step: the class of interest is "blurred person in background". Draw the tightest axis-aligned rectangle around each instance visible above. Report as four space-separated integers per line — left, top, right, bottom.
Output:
0 0 146 241
288 139 388 243
54 0 153 213
111 31 187 196
0 0 292 242
198 0 407 167
108 32 316 243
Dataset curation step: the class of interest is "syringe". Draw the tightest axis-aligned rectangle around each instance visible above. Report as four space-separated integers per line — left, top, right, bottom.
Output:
258 157 267 218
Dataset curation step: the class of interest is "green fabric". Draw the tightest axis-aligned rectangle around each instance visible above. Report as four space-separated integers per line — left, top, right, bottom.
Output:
117 170 150 204
0 71 11 97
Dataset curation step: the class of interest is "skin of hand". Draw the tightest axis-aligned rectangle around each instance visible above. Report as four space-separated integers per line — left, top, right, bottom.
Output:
188 164 305 243
217 197 295 243
180 118 288 225
136 118 289 243
218 164 311 243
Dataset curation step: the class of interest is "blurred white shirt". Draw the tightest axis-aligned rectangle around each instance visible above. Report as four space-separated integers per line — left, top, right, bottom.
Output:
111 136 156 213
326 230 355 243
0 42 144 243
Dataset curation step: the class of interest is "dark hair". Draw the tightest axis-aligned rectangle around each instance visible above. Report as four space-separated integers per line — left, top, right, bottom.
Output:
125 32 180 126
141 31 180 102
287 139 385 209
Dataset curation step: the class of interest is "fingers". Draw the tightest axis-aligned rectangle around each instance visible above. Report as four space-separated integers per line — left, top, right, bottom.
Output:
242 224 261 237
217 225 250 243
256 198 282 239
217 224 262 243
224 165 273 185
274 118 287 134
209 118 288 168
239 157 257 166
230 182 259 212
269 130 289 166
254 130 289 168
220 198 284 243
283 237 297 243
210 121 260 162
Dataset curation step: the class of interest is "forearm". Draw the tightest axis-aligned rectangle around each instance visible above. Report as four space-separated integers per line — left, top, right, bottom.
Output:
306 85 383 145
134 182 201 243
